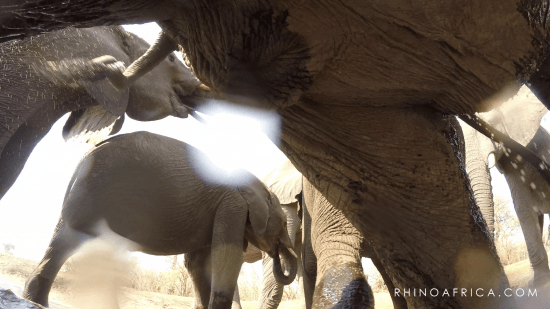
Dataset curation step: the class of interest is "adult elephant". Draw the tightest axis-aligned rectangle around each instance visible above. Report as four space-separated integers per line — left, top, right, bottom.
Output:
23 131 298 309
462 85 550 287
6 2 550 307
0 25 201 200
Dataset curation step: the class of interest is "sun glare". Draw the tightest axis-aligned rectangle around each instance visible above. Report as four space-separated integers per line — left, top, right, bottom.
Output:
187 100 284 185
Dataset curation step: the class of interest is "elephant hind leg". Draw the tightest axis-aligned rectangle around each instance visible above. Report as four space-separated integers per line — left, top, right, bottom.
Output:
185 248 212 309
370 255 408 309
539 214 544 237
232 283 242 309
23 220 87 307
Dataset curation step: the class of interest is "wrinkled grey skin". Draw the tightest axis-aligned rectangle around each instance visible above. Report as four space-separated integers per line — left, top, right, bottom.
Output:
0 25 201 200
8 2 550 307
301 176 408 309
23 132 297 309
186 160 303 309
263 161 402 308
462 86 550 287
186 205 301 309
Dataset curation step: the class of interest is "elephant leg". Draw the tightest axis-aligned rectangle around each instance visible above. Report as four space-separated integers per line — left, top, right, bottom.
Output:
294 234 305 304
23 220 85 307
282 107 513 308
301 194 316 309
258 252 284 309
209 202 246 309
504 170 550 287
185 248 212 309
304 178 373 309
539 214 544 238
257 202 301 309
232 283 242 309
370 254 407 309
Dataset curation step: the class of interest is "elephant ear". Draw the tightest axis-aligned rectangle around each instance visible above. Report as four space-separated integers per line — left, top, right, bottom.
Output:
479 85 547 146
82 78 129 117
62 105 124 145
238 179 272 239
262 160 303 204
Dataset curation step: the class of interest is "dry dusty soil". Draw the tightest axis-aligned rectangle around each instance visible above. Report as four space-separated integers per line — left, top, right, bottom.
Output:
4 253 550 308
0 253 393 309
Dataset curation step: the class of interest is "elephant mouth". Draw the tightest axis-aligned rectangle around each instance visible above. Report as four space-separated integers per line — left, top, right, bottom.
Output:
174 84 216 111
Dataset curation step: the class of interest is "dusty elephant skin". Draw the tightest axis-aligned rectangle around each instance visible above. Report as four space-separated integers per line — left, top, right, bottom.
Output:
0 25 201 200
301 175 408 309
185 202 302 309
462 86 550 288
302 177 374 309
266 161 405 309
190 160 304 309
22 131 297 309
6 1 550 307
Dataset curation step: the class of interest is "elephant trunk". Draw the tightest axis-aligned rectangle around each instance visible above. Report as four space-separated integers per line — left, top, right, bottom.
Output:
272 246 298 285
464 129 495 237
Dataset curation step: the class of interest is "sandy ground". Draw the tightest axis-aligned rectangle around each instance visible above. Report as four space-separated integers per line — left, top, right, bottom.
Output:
3 252 550 308
0 253 393 309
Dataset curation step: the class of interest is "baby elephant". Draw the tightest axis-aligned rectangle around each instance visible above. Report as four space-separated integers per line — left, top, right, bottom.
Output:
23 132 297 309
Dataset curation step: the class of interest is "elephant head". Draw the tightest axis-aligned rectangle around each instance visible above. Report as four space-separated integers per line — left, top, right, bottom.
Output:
59 27 208 144
461 85 548 235
117 29 201 121
240 179 298 286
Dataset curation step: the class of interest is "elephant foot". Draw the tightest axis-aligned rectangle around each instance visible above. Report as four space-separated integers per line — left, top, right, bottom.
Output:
313 263 374 309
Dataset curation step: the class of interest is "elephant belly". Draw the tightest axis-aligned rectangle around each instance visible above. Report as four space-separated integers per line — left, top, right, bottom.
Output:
173 0 537 115
103 194 220 255
63 179 223 255
301 0 534 115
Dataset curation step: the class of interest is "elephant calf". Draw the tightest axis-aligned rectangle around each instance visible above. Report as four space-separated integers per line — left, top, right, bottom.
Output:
23 132 297 309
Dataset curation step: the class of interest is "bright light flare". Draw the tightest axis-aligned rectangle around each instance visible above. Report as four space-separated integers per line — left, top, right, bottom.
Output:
189 101 283 185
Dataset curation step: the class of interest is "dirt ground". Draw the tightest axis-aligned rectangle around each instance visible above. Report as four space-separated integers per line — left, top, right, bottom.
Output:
0 253 393 309
4 252 550 308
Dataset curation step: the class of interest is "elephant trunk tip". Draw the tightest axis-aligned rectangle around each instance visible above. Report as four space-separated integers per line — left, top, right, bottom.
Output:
272 246 298 285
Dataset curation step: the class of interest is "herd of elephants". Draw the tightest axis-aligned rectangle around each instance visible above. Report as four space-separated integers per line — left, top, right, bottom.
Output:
5 1 550 308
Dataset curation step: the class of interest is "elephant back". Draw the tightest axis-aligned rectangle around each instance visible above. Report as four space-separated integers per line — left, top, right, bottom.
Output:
262 160 302 204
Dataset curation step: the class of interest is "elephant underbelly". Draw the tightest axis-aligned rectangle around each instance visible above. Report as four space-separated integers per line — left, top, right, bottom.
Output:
299 0 536 115
169 0 540 115
102 206 218 255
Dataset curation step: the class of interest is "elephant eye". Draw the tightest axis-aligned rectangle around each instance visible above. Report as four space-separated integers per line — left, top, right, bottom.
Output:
168 55 175 62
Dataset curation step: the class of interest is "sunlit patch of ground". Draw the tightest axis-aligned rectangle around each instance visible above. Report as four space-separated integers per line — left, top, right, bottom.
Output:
505 259 533 288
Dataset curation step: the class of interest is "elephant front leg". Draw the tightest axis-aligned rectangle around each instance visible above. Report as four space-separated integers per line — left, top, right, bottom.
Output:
304 178 374 309
504 170 550 287
209 204 247 309
281 105 515 308
301 195 317 309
